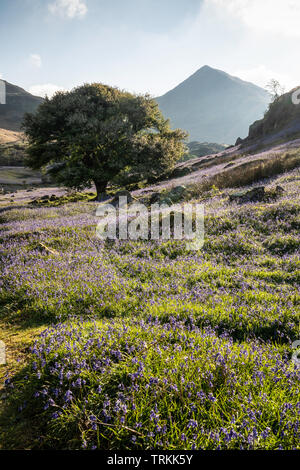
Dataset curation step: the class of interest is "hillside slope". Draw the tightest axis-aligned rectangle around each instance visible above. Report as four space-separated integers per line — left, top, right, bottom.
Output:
0 128 24 144
238 87 300 147
0 129 26 166
156 66 270 144
185 141 227 159
0 81 43 131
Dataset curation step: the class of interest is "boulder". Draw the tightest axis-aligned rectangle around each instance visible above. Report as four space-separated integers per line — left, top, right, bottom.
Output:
171 185 186 195
159 197 173 206
229 192 244 202
264 185 285 202
149 186 186 206
275 185 284 194
169 166 192 178
169 185 186 202
229 186 265 204
149 192 161 204
243 186 265 202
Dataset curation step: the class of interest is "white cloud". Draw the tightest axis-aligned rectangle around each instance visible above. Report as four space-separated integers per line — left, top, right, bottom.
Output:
207 0 300 38
233 65 296 91
29 54 42 68
28 84 66 98
48 0 87 19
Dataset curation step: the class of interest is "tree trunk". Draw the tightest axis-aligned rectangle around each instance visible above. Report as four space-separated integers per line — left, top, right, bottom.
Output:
94 180 108 200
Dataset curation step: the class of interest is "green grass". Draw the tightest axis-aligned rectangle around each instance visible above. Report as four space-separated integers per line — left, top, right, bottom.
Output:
0 167 41 185
0 169 299 450
1 318 299 450
189 149 300 196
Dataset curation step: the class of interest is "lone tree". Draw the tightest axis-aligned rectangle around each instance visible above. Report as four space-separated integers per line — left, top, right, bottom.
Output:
23 83 187 199
266 79 285 102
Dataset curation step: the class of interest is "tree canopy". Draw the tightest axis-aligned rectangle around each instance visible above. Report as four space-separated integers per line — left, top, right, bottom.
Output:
23 83 187 198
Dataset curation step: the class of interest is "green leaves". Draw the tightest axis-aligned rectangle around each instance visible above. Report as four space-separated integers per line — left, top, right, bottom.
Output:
23 83 187 196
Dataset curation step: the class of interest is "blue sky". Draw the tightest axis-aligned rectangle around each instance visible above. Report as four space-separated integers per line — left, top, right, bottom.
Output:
0 0 299 97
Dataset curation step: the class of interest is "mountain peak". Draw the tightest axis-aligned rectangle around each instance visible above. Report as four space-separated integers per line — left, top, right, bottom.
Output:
199 65 213 71
195 65 227 75
156 67 270 144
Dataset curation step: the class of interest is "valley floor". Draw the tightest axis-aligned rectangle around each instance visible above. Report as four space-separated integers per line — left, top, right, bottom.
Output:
0 168 299 450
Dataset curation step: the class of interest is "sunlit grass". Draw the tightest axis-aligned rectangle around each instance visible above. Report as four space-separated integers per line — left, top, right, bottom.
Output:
0 169 299 449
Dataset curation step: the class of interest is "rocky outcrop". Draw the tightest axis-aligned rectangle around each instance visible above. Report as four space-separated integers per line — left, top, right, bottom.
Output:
236 87 300 147
229 187 265 203
229 185 285 204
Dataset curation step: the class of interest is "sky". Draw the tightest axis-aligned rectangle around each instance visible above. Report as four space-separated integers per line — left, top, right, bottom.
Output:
0 0 299 98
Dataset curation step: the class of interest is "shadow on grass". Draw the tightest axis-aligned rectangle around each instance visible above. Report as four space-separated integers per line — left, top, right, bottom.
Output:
0 294 55 331
0 361 49 450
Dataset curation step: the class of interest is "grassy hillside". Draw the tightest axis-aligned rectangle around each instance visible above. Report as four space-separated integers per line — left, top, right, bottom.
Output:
0 164 299 450
0 167 41 187
0 82 43 131
0 129 26 166
0 129 24 145
0 129 43 190
182 141 228 161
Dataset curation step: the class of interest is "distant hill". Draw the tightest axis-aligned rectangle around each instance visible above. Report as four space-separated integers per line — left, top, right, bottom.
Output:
238 87 300 147
185 141 227 159
0 129 26 166
0 128 24 145
0 81 43 131
156 66 270 144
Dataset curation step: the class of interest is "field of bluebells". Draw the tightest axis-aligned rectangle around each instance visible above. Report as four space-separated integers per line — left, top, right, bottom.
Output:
0 168 299 450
